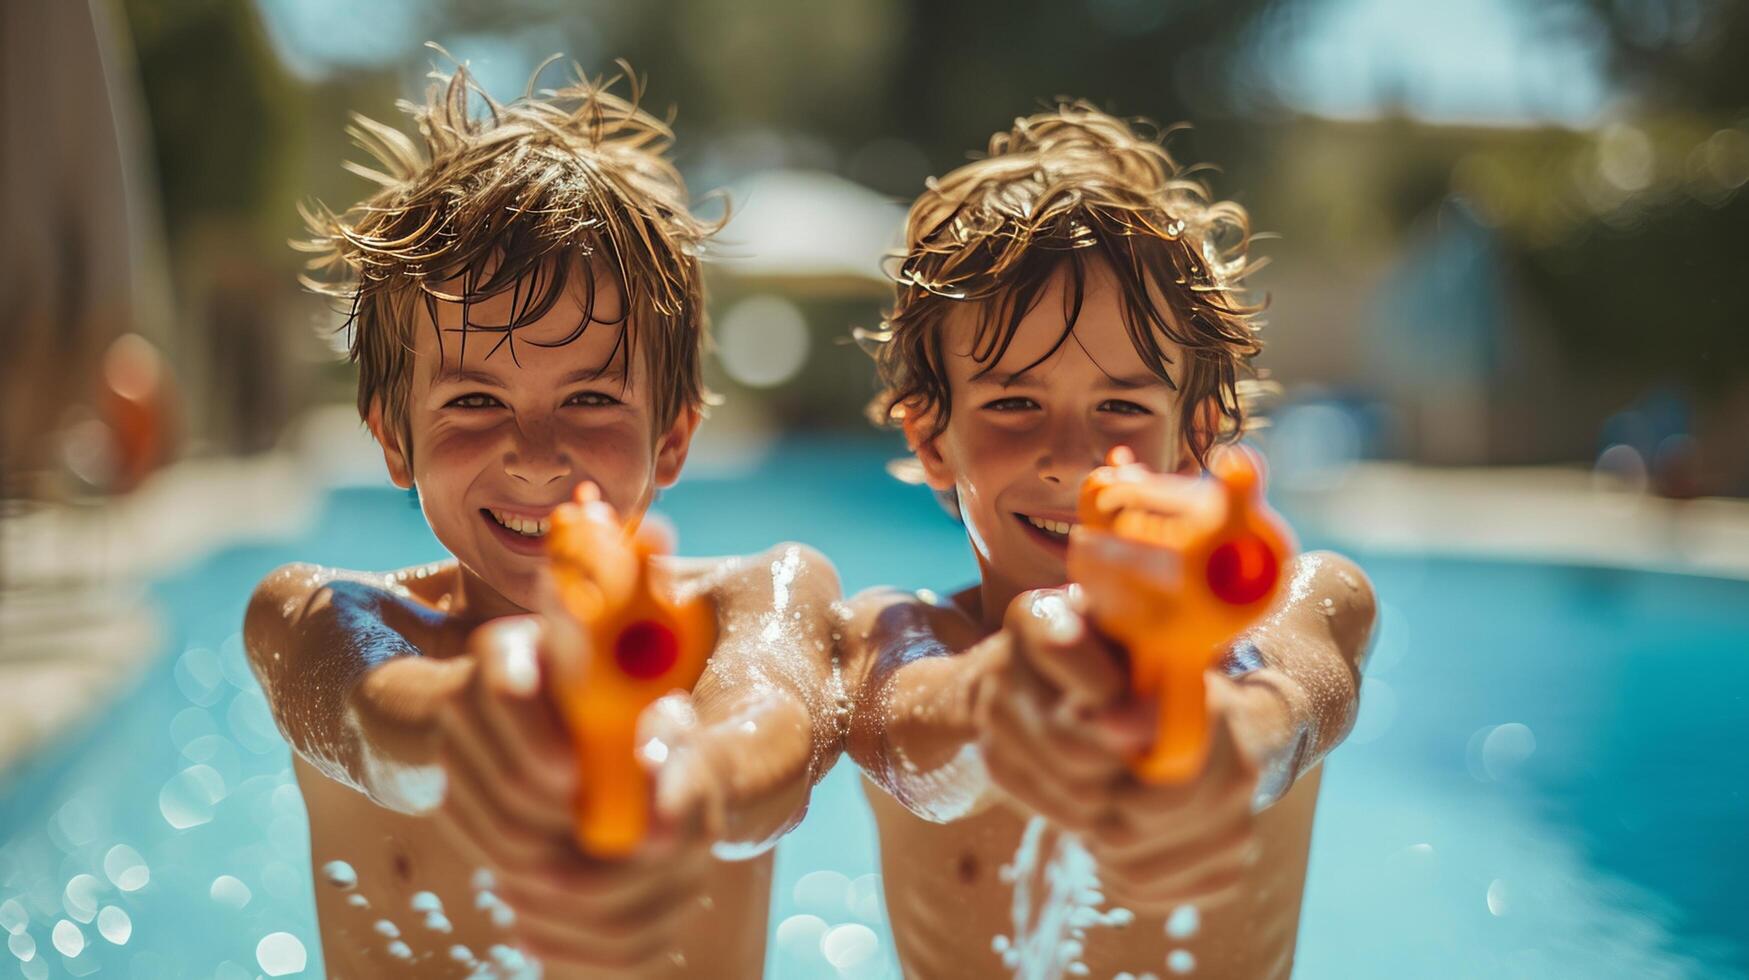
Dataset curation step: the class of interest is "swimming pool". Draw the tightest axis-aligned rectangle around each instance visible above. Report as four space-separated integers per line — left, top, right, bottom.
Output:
3 437 1745 978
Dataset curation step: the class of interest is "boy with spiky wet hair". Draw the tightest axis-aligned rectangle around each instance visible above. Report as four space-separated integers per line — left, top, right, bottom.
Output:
844 103 1376 978
247 62 842 978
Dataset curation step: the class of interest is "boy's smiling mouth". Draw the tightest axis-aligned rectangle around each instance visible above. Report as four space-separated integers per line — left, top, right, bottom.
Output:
1014 511 1076 551
481 507 553 554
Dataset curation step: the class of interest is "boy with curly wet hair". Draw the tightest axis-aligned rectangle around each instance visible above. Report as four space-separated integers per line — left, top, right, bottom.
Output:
844 103 1376 978
247 63 842 978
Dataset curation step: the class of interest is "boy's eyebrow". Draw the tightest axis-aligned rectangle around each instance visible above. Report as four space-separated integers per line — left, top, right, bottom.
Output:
1097 372 1170 390
434 364 627 387
972 368 1165 389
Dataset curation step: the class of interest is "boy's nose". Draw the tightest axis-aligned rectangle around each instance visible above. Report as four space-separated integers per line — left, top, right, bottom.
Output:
1036 419 1102 485
504 423 572 486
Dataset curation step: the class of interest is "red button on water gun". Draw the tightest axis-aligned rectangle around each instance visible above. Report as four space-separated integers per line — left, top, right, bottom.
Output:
1067 445 1297 784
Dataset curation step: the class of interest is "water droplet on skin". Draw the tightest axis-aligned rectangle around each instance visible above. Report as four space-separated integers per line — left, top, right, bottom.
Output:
102 845 149 891
322 861 358 889
373 920 399 939
387 940 412 960
1165 904 1200 940
1168 949 1196 974
1317 597 1337 617
1336 569 1359 590
255 932 307 976
448 944 473 962
489 903 514 928
346 894 369 909
470 869 495 892
96 906 131 945
424 912 452 933
410 891 441 912
52 919 85 957
62 875 101 923
489 944 525 970
210 875 251 909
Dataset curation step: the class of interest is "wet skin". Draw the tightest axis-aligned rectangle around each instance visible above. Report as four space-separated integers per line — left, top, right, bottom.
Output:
843 261 1377 979
244 266 844 977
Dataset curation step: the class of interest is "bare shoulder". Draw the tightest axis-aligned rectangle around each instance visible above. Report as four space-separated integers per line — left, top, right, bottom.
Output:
843 585 982 669
243 561 455 660
1294 550 1377 652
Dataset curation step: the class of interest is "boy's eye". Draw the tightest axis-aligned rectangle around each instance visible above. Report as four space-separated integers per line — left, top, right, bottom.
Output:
1098 399 1153 416
446 393 504 410
565 391 622 408
983 396 1040 412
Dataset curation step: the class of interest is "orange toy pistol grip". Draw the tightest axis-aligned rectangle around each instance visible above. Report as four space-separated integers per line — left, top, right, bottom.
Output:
1067 446 1297 784
544 484 716 858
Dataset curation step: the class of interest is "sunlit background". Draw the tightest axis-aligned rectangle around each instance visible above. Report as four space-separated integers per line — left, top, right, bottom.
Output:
3 1 1747 978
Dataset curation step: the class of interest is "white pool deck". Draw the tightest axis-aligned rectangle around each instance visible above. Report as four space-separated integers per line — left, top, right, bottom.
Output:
4 412 1747 772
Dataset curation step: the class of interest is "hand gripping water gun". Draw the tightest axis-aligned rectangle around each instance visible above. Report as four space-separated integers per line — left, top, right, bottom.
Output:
544 483 716 857
1066 446 1296 785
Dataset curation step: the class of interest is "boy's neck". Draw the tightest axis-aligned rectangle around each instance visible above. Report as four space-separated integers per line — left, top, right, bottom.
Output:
452 566 530 624
968 559 1038 634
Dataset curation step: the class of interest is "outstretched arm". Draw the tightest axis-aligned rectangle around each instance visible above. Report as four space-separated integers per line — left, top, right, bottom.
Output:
1217 550 1376 806
651 544 846 854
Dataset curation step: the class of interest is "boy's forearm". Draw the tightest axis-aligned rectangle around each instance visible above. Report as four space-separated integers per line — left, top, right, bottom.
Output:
1227 551 1376 806
689 544 846 851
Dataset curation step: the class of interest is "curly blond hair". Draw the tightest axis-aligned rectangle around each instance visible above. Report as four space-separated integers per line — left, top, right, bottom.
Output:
297 56 716 455
864 100 1271 469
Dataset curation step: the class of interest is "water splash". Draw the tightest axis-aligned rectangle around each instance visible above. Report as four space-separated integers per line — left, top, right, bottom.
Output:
1165 904 1200 940
0 897 27 934
321 861 357 889
822 923 880 974
994 818 1131 980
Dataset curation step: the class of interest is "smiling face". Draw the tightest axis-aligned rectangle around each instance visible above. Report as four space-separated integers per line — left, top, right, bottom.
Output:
906 260 1196 605
369 261 698 618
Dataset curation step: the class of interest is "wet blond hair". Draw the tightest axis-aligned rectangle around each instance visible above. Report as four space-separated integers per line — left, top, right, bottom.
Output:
864 101 1270 469
297 57 715 455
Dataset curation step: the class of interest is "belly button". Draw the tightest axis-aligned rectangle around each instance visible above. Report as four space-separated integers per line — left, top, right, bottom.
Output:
956 852 978 885
392 850 413 883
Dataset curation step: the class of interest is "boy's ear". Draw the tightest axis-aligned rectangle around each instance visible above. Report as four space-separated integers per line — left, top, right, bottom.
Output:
365 399 414 489
900 402 956 493
653 406 702 489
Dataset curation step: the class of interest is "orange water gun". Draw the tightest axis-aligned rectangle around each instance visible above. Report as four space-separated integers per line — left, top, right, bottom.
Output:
1067 446 1296 784
544 483 716 857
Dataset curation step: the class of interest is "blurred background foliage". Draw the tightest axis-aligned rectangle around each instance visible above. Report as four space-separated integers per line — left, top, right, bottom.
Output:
113 0 1748 493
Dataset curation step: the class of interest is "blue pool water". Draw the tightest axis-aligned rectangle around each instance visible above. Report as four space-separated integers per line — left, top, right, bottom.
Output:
2 437 1746 978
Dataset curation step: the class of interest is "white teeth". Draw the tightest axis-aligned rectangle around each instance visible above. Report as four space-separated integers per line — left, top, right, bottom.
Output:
488 509 550 538
1025 516 1074 536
